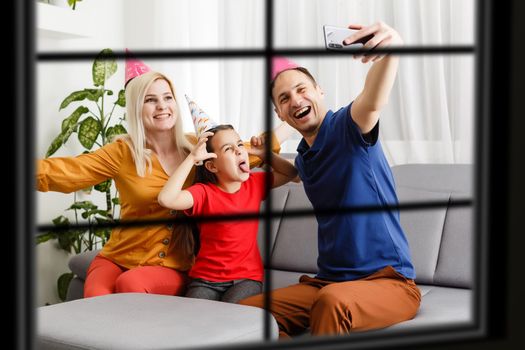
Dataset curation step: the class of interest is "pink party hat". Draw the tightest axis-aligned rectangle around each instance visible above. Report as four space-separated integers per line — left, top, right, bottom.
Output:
185 95 219 138
271 56 299 81
125 48 152 86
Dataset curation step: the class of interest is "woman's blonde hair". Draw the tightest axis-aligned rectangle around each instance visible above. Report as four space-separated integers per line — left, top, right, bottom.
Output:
118 71 193 177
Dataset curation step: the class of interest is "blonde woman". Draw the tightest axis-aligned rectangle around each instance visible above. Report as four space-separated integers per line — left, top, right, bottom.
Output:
37 70 281 298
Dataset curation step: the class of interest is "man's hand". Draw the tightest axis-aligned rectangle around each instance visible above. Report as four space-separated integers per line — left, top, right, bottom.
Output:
344 22 403 64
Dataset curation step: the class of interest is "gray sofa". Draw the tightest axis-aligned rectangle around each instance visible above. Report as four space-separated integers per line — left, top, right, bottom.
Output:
36 164 474 349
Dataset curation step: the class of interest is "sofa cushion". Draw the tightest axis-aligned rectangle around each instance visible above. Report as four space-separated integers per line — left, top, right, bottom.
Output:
257 185 290 266
268 269 307 290
68 249 99 280
396 187 450 285
65 277 84 302
37 293 278 350
371 285 473 333
433 194 473 288
270 183 318 274
392 164 473 195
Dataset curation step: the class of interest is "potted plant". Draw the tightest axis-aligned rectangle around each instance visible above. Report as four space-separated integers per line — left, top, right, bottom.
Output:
38 0 82 10
42 1 83 10
66 0 83 10
36 48 127 301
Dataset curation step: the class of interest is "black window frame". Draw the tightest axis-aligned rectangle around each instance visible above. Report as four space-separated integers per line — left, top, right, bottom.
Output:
13 0 518 349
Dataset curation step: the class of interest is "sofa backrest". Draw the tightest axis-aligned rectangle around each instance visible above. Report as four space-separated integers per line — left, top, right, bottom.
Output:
258 164 474 289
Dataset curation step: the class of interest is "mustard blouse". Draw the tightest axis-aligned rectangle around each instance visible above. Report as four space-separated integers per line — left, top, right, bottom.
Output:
37 134 279 271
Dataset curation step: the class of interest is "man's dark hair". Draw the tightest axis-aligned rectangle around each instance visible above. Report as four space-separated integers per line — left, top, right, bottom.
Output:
270 67 318 104
194 124 235 184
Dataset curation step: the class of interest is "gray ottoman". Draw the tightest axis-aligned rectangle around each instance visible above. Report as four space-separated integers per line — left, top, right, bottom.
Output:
37 293 278 349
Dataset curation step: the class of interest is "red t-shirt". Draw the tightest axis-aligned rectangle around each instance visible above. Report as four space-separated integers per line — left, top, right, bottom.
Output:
184 172 271 282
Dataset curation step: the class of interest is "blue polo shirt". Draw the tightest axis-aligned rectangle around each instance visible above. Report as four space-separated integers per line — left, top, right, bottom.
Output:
295 103 415 281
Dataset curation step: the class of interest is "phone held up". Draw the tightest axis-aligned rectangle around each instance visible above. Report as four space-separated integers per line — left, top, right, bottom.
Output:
323 25 374 51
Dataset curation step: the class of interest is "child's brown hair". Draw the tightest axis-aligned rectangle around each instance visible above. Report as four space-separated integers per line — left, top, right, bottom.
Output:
194 124 235 185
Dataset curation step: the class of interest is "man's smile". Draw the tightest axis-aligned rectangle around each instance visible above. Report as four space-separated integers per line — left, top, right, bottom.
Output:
293 106 312 119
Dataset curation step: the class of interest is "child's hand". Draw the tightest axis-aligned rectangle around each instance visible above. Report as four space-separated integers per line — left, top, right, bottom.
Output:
192 131 217 165
248 135 267 160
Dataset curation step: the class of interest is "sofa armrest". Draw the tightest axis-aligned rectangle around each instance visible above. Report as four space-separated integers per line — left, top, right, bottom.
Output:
68 249 100 280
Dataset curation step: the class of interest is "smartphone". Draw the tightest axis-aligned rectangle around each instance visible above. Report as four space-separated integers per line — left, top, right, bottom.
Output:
323 25 374 51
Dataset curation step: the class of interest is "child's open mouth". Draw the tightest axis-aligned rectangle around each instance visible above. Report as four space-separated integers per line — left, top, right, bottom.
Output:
238 160 250 173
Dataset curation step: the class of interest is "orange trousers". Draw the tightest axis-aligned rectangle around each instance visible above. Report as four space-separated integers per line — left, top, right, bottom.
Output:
239 266 421 338
84 254 189 298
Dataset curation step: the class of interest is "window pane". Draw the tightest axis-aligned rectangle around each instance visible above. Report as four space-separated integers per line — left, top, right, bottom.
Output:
37 0 265 53
35 57 270 224
272 55 475 204
274 0 475 48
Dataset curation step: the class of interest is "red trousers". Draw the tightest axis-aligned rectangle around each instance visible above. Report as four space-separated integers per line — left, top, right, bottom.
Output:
239 266 421 338
84 254 189 298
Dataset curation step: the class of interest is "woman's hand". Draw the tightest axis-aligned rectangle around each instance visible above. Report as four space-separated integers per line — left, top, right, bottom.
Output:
344 21 403 63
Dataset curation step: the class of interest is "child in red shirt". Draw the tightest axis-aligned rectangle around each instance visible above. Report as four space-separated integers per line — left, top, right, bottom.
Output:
158 124 298 303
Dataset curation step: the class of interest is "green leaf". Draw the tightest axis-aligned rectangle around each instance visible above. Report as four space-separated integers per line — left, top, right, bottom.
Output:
57 231 77 252
57 272 74 302
45 106 89 158
111 197 120 205
59 89 104 110
94 227 111 241
115 89 126 107
35 232 57 244
93 218 112 243
68 0 82 10
82 209 110 219
94 210 112 217
60 107 89 146
93 49 117 87
61 106 89 133
106 124 127 142
94 179 112 193
68 201 98 211
52 215 70 227
94 216 112 224
35 216 80 250
45 133 66 159
78 117 102 149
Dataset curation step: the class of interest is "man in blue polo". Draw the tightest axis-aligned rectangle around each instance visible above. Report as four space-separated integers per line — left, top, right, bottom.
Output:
240 21 421 338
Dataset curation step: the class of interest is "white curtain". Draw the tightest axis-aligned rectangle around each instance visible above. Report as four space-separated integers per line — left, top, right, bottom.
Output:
123 0 475 164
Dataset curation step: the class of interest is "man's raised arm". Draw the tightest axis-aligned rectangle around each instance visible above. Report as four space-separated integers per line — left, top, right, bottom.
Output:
346 22 403 134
